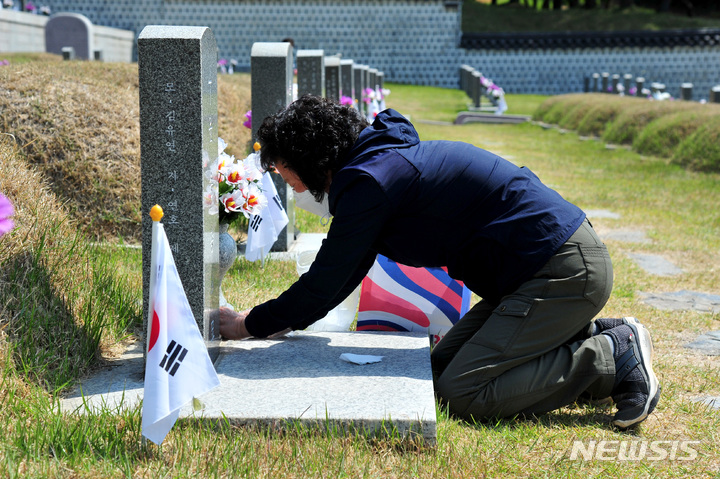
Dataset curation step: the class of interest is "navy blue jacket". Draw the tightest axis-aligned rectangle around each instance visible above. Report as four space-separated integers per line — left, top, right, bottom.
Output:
245 110 586 338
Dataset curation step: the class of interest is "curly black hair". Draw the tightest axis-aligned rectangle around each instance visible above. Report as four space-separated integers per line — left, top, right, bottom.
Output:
257 94 369 201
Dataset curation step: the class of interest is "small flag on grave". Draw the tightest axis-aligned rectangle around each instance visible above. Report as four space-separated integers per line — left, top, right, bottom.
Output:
245 170 289 262
142 205 220 445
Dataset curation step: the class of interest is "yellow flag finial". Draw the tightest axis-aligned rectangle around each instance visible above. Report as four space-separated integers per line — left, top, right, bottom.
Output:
150 204 164 222
253 141 261 152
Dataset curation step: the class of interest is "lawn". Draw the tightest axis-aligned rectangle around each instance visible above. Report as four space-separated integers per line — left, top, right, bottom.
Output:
1 69 719 477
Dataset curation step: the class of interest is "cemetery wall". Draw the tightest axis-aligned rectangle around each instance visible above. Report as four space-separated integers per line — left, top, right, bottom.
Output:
93 24 135 63
38 0 462 86
460 46 720 101
0 9 134 62
0 9 47 53
6 1 720 98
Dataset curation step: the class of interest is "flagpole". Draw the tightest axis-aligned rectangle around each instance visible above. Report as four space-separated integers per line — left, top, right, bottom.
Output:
147 204 164 354
143 204 164 448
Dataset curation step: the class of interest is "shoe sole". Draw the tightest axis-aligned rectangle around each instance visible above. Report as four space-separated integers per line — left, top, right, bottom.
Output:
613 322 661 429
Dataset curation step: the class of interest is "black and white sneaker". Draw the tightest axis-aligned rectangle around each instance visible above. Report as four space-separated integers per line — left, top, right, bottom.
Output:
603 322 661 429
593 316 640 335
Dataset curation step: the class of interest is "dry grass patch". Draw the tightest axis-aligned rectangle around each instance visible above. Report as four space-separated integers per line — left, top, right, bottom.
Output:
0 55 251 243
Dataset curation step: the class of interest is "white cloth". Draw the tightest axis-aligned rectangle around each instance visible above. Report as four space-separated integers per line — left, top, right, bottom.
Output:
141 221 220 445
245 172 289 262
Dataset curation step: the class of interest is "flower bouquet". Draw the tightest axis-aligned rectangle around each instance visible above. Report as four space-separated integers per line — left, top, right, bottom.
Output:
205 139 268 228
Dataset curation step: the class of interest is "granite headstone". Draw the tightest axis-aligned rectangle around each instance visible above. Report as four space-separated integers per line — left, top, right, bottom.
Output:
296 49 325 98
138 25 220 358
340 59 354 102
45 12 93 60
324 55 341 101
251 42 295 251
353 63 365 115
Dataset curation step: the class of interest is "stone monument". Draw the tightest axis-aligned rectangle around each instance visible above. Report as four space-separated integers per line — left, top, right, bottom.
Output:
340 59 354 101
138 25 220 359
297 49 325 97
353 63 365 115
251 42 295 251
45 12 94 60
324 55 342 101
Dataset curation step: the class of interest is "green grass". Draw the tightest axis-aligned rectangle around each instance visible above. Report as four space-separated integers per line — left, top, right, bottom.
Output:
2 80 720 477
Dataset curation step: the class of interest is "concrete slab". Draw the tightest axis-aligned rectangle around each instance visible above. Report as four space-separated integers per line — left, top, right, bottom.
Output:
454 112 530 125
585 209 621 219
61 331 437 442
685 330 720 356
600 229 651 244
627 253 683 276
639 290 720 314
693 396 720 410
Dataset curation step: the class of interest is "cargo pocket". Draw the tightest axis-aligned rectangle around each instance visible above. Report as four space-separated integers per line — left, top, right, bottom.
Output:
468 298 533 353
578 244 613 307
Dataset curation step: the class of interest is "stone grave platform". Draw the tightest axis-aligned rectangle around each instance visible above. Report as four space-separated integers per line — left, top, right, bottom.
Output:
454 112 530 125
61 331 437 442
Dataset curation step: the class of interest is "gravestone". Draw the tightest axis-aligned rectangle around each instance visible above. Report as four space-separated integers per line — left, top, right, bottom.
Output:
324 55 341 101
636 77 645 96
353 63 365 115
251 42 295 252
340 59 354 102
45 12 93 60
611 73 620 93
601 72 609 93
138 26 220 359
711 85 720 103
681 82 693 101
296 49 325 97
591 73 599 92
368 68 378 90
62 47 76 60
471 70 483 108
623 73 633 93
377 71 384 90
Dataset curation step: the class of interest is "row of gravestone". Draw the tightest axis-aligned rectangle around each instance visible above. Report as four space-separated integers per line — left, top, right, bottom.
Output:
138 27 388 359
295 50 385 120
459 65 499 113
584 72 720 102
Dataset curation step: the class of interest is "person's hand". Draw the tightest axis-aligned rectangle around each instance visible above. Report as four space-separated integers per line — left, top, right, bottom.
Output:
219 307 251 340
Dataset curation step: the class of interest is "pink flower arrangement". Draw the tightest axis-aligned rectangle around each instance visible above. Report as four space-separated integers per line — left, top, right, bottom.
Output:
340 96 354 107
242 110 252 129
0 193 14 237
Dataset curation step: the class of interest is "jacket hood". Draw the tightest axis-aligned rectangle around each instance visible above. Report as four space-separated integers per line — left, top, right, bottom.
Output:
345 109 420 164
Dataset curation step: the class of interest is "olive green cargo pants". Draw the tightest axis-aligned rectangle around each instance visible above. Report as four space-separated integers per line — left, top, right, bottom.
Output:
432 219 616 420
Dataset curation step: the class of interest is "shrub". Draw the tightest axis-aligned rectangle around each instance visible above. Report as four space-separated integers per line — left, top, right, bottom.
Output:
602 99 696 145
534 93 720 172
576 96 627 137
633 109 717 158
673 113 720 172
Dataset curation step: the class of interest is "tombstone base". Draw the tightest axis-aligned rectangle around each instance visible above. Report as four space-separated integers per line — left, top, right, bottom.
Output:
454 112 530 125
60 331 437 443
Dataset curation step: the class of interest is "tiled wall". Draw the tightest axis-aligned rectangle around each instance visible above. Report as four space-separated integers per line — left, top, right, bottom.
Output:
460 46 720 101
32 1 720 98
